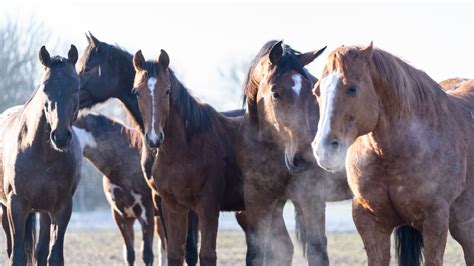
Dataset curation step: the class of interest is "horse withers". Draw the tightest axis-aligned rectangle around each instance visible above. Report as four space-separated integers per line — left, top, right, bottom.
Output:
0 45 82 265
312 43 474 265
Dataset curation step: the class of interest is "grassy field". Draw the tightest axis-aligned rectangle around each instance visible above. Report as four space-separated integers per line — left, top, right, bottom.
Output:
0 229 465 265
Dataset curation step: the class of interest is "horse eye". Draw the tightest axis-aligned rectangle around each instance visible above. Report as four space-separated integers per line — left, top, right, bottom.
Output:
166 89 171 95
132 90 140 97
272 91 280 100
346 86 357 96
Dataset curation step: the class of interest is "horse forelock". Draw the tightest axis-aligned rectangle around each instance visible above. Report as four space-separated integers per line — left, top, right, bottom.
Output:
242 40 309 124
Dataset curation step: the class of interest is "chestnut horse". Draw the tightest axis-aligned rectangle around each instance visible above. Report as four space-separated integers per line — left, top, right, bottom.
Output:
76 33 199 265
312 43 474 265
132 49 246 265
0 45 82 265
73 112 166 266
237 40 353 265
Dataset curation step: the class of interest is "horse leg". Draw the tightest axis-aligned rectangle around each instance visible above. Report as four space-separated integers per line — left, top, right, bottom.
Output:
185 211 199 266
7 194 29 266
422 206 450 266
162 201 188 266
352 200 392 266
1 204 12 258
449 188 474 265
196 206 218 266
112 210 135 266
243 183 278 266
139 203 155 266
36 212 51 266
155 214 168 266
47 198 73 266
267 200 293 266
292 198 328 266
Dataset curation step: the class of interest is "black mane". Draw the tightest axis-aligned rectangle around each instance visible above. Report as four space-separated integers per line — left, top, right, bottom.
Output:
169 70 216 136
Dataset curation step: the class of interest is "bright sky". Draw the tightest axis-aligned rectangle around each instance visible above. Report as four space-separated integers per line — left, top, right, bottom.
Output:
2 0 473 110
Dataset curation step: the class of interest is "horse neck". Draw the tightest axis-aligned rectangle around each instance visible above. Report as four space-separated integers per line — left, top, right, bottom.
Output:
114 54 145 133
369 67 452 150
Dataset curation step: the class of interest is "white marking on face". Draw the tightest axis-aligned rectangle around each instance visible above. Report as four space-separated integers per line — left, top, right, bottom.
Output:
313 72 341 157
147 77 160 143
291 74 302 96
98 64 102 77
72 126 97 150
311 71 341 165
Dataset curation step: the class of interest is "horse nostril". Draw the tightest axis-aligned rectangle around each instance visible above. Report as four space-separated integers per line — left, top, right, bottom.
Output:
158 132 165 142
66 130 72 139
51 130 57 142
330 139 340 150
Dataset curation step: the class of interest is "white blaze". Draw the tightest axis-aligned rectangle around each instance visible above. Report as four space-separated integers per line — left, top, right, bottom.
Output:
72 126 97 150
291 74 302 96
147 77 159 143
313 72 341 156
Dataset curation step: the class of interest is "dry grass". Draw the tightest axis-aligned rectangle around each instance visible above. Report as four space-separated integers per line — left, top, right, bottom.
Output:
0 229 465 265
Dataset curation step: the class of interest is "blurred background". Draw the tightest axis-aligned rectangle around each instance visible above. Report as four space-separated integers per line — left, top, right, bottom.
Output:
0 1 472 263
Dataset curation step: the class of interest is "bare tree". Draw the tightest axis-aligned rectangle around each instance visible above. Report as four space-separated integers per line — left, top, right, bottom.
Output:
0 17 52 112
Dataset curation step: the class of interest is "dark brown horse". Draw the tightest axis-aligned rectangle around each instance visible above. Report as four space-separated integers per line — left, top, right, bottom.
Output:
236 40 353 265
312 43 474 265
132 49 247 265
0 45 81 266
73 112 166 266
75 33 200 265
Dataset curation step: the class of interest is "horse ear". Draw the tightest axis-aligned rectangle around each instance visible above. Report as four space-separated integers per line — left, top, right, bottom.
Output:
88 32 100 48
158 49 170 70
360 41 374 61
269 40 283 65
68 45 78 65
39 46 51 67
133 50 146 71
297 46 327 66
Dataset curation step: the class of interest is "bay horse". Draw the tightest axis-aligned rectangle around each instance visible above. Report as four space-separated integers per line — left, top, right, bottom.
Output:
132 49 247 265
76 33 199 265
312 43 474 265
73 112 165 266
0 45 82 265
236 40 353 265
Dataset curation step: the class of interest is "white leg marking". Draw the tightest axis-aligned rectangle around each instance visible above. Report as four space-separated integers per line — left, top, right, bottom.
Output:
72 126 97 150
291 74 302 96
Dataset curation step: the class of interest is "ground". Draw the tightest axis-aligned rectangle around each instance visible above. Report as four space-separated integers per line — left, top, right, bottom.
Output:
0 229 465 265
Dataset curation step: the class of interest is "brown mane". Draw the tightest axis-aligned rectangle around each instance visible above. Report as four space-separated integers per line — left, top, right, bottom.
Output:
328 46 446 119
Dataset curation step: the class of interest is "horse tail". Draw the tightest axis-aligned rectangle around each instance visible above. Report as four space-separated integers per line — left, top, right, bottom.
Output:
24 212 36 266
295 206 307 257
185 210 199 266
395 225 423 266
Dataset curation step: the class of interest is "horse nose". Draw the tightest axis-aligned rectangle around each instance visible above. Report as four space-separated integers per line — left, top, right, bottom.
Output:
51 129 72 149
285 153 310 174
145 131 165 148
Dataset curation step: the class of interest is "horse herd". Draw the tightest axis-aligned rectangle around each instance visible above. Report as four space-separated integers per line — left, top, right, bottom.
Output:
0 32 473 266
